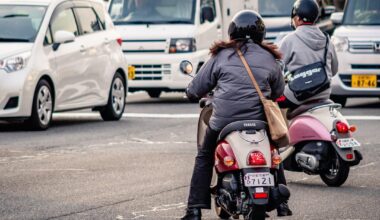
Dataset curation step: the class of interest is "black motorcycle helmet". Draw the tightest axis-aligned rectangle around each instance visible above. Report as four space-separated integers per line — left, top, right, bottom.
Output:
291 0 320 24
228 10 266 43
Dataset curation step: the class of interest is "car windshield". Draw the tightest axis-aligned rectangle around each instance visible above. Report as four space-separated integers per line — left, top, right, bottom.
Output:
0 5 46 42
343 0 380 25
258 0 294 17
109 0 195 24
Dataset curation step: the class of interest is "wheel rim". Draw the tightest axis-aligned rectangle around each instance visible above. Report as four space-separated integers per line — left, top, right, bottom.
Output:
37 86 52 126
111 77 125 115
325 153 340 179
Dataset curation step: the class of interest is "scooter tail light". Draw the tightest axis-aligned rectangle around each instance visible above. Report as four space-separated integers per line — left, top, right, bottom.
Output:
270 145 282 167
349 125 357 133
336 121 349 134
248 151 267 166
253 192 268 199
223 156 235 167
117 38 123 46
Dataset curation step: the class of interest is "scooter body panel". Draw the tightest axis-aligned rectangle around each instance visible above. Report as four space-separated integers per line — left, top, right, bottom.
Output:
224 130 272 170
288 115 332 146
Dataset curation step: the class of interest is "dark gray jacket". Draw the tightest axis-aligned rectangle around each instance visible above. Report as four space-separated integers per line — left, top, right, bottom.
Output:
187 43 285 131
279 25 338 105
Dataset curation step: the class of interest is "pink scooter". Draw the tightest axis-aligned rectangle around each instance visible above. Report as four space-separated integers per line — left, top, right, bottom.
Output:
280 100 362 186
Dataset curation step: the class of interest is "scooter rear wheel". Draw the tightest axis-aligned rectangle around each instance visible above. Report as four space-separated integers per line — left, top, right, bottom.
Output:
320 151 350 187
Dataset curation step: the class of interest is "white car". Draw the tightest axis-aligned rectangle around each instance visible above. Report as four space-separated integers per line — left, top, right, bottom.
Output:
0 0 128 130
330 0 380 106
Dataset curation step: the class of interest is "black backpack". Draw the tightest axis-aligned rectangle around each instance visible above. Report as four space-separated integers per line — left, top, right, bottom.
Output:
288 33 330 101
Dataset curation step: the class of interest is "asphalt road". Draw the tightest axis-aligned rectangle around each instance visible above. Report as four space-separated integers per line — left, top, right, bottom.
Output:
0 93 379 220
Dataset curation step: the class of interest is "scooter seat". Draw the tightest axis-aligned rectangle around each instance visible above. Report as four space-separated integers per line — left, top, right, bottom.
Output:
287 99 335 120
218 120 267 142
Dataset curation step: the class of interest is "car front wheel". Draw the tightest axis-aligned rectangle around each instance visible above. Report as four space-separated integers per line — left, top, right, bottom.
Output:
100 72 126 121
26 79 54 130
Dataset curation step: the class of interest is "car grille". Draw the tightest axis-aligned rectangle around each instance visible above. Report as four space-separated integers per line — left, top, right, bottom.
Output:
339 74 380 88
132 64 171 81
349 41 380 53
122 39 167 53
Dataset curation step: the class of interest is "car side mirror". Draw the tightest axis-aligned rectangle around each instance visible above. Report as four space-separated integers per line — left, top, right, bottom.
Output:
331 12 344 25
53 30 75 51
201 6 215 23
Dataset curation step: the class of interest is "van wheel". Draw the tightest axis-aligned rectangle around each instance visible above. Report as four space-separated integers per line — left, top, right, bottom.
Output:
147 90 161 98
100 72 126 121
26 79 54 130
330 95 347 107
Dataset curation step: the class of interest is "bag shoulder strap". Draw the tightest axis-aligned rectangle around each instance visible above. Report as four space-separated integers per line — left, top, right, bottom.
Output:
237 49 265 102
322 32 330 65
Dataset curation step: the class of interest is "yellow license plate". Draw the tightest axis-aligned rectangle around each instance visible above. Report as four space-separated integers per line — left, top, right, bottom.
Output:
128 65 136 80
351 75 377 88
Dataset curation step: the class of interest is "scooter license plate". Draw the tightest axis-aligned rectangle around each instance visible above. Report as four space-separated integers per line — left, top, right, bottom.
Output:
244 173 274 187
336 138 361 148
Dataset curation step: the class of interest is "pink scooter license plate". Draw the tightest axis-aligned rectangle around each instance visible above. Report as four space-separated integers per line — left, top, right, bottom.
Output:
336 138 361 148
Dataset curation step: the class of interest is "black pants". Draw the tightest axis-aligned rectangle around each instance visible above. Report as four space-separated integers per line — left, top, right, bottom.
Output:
187 127 219 209
187 126 288 209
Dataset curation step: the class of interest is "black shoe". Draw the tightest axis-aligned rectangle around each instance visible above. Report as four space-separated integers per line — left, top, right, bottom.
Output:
181 208 202 220
277 201 293 217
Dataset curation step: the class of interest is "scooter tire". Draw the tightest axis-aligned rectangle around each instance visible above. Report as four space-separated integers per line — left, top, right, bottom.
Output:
247 206 266 220
320 155 350 187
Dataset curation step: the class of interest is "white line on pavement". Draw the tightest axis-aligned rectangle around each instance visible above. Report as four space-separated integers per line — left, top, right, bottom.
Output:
53 113 380 120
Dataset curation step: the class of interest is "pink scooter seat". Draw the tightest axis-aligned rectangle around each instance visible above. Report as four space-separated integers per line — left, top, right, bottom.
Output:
287 99 334 120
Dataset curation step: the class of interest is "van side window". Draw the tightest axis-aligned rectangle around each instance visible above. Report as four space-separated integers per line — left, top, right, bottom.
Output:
200 0 216 24
75 7 103 34
51 8 79 39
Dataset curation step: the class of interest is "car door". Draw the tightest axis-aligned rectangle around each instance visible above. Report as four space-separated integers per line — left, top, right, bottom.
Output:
72 3 109 105
49 3 87 110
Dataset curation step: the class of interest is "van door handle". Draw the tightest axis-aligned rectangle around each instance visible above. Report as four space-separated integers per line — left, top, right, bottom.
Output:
80 45 87 53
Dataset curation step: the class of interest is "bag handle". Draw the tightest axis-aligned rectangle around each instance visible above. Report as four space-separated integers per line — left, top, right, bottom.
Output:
236 49 266 103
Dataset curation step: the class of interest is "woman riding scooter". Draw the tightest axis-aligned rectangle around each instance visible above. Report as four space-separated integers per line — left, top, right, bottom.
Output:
181 10 290 220
278 0 339 109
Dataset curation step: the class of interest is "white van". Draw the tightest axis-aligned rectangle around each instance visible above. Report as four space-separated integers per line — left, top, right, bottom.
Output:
330 0 380 106
108 0 332 98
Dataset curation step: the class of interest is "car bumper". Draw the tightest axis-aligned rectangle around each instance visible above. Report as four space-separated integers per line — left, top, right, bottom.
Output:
125 50 209 91
0 70 33 118
331 52 380 97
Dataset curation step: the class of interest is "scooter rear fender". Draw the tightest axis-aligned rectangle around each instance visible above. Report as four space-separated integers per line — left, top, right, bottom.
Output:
289 115 332 146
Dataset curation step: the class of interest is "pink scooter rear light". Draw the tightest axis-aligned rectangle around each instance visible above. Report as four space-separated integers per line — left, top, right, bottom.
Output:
248 151 267 166
336 121 349 134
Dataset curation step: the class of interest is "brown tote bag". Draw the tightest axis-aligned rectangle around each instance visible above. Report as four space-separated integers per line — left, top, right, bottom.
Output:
237 49 289 146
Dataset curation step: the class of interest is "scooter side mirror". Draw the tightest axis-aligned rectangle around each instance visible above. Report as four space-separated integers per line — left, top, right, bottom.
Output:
180 60 194 76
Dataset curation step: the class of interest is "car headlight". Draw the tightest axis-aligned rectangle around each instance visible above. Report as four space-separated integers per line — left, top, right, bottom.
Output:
331 36 349 52
0 51 31 73
169 38 196 53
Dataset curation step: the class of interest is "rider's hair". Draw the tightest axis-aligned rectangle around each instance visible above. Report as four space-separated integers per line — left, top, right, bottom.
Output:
209 39 282 60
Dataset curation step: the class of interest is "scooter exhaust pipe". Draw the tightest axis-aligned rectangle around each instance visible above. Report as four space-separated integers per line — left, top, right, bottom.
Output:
266 184 290 212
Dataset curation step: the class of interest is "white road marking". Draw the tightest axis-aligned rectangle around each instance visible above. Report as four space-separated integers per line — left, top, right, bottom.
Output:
128 203 186 219
54 113 380 120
